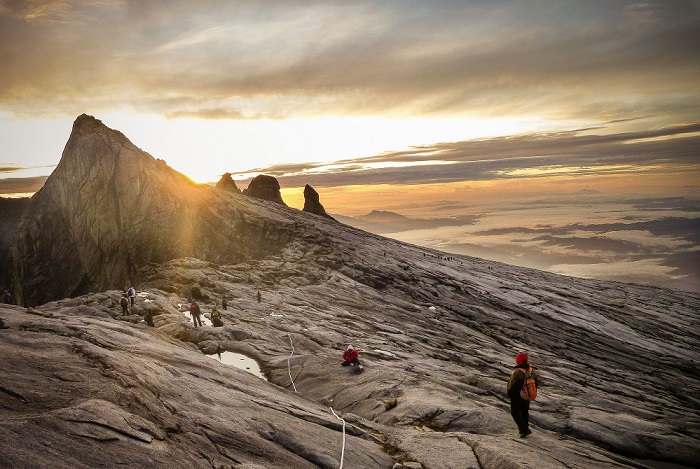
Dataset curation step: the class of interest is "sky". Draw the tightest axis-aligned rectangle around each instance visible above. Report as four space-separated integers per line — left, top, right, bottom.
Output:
1 0 699 291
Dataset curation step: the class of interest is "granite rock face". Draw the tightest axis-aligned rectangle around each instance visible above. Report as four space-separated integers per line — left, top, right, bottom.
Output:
0 197 29 291
8 116 300 306
214 172 241 193
302 184 335 220
243 174 287 205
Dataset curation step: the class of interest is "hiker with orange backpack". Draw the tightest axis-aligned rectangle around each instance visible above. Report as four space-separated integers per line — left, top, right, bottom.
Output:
507 352 540 438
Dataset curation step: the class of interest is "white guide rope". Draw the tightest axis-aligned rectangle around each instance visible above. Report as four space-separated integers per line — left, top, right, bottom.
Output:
330 407 346 469
287 334 298 393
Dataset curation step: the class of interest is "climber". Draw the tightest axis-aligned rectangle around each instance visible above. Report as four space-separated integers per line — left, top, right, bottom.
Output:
144 310 155 327
341 344 363 370
222 296 228 310
507 352 540 438
120 294 129 315
256 291 261 303
127 286 136 306
190 301 203 327
211 308 224 327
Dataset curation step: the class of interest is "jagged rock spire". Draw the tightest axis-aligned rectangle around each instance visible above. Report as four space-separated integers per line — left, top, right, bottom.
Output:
215 173 241 193
302 184 335 220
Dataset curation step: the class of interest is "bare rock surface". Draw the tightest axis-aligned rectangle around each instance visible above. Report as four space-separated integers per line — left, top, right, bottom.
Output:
1 115 699 468
0 197 29 290
302 184 335 220
243 174 286 205
215 172 242 193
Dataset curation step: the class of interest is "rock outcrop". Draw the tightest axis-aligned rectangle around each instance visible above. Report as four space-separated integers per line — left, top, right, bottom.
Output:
243 174 287 205
0 197 29 291
214 172 241 193
302 184 335 220
8 115 300 306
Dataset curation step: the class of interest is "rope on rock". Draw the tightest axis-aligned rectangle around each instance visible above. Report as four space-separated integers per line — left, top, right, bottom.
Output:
330 407 346 469
287 333 298 393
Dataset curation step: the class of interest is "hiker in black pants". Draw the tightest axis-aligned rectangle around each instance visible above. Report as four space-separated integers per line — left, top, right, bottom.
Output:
507 352 540 437
190 302 203 327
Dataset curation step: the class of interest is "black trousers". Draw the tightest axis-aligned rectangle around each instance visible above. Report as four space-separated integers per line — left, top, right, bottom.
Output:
510 397 530 434
342 357 361 366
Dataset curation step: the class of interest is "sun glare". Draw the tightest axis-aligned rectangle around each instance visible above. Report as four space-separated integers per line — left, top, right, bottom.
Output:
96 112 566 183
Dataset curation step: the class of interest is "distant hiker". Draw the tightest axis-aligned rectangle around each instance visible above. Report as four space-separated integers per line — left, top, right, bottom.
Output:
341 344 363 370
187 294 194 304
127 286 136 306
216 344 224 360
120 294 129 315
222 296 228 311
211 308 223 327
256 291 261 303
144 310 155 327
190 302 203 327
507 352 540 438
3 290 12 304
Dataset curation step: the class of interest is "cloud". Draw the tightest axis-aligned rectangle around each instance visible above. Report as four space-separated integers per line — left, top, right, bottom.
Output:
0 175 47 194
245 123 700 188
0 1 698 123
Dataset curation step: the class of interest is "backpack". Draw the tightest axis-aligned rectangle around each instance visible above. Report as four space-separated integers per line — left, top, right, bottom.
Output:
519 367 537 401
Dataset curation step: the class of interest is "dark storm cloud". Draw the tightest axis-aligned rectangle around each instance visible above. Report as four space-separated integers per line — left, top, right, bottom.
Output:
0 1 698 122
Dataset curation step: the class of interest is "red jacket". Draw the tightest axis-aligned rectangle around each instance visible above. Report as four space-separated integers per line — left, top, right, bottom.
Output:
343 348 358 362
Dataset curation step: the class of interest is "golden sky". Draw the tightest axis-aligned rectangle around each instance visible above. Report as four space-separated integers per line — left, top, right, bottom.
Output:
1 0 699 185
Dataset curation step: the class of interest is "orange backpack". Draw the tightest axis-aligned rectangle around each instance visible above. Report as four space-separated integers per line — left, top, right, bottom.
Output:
519 367 537 401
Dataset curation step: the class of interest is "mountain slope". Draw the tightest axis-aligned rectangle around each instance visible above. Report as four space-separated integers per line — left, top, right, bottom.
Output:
2 115 698 468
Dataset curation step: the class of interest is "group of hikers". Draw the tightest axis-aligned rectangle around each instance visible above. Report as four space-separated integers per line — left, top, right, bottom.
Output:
119 286 136 315
117 285 539 438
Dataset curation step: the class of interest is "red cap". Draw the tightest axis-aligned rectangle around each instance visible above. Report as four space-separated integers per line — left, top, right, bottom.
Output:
515 353 529 366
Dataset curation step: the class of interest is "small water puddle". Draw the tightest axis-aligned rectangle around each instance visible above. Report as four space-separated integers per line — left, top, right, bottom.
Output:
208 351 266 380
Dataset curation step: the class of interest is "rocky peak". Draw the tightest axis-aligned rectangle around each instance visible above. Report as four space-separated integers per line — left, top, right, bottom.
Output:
302 184 335 220
242 174 286 205
214 172 241 193
8 115 303 306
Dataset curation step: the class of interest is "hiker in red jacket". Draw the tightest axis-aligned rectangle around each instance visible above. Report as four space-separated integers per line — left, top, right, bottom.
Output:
341 344 363 370
507 352 540 438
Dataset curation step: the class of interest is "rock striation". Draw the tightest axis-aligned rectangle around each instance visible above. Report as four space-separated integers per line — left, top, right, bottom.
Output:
243 174 287 205
1 115 699 468
302 184 335 220
0 197 29 291
214 172 241 193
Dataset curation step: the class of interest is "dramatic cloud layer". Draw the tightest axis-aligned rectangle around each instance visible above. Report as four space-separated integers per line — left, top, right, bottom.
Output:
257 123 700 188
1 1 699 124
